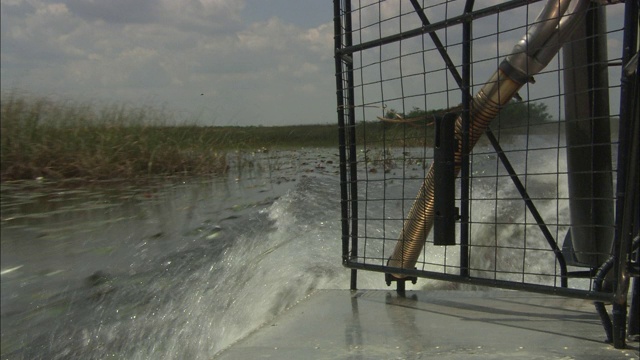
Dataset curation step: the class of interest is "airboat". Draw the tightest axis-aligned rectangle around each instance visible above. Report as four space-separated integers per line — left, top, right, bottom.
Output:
216 0 639 358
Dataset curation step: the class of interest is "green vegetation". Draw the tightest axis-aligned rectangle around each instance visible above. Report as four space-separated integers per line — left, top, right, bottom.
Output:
0 93 343 181
1 93 554 181
1 94 225 181
494 100 553 128
365 100 554 147
384 101 552 129
367 105 460 147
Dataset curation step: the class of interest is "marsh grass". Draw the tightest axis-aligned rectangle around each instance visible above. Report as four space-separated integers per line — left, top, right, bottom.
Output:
0 93 439 182
1 93 228 181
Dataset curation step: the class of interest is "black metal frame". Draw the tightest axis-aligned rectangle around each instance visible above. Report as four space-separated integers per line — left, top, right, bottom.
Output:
334 0 638 348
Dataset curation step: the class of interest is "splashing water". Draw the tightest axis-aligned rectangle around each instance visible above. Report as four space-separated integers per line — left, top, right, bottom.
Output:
1 136 599 358
0 149 381 359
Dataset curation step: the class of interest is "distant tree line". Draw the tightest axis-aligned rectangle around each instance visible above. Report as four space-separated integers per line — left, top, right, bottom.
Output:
382 100 553 129
495 101 553 127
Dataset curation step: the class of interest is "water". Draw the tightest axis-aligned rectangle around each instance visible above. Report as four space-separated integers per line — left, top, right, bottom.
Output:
0 135 609 359
350 133 575 280
1 148 380 359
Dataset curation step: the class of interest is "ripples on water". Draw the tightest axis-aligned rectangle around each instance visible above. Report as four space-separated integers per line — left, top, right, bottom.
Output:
0 140 579 358
1 149 370 359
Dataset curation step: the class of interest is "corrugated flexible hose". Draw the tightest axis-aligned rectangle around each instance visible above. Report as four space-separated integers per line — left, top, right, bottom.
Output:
387 70 520 271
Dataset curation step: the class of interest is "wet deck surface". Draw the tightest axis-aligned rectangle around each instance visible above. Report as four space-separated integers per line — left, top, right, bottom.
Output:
215 289 638 359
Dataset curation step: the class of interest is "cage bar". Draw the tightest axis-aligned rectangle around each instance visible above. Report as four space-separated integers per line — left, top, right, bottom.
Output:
334 0 638 348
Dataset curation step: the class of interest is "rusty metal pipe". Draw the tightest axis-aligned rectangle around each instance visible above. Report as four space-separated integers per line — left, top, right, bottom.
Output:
388 0 590 274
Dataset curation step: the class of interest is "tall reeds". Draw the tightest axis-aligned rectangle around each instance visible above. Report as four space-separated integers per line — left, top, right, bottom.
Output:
1 93 228 181
0 92 441 182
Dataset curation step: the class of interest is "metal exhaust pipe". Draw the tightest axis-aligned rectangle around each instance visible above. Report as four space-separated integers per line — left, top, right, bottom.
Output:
388 0 591 275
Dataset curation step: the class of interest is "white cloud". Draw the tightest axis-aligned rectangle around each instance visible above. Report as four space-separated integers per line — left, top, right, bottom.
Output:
1 0 339 125
299 23 333 57
1 0 626 126
159 0 245 26
237 17 306 52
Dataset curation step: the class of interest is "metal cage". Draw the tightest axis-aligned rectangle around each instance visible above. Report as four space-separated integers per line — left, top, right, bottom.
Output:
334 0 638 348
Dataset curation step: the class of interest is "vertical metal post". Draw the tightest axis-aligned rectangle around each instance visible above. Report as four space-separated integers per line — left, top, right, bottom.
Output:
629 234 640 338
334 0 348 264
343 0 359 291
334 0 357 289
611 0 639 349
460 0 475 277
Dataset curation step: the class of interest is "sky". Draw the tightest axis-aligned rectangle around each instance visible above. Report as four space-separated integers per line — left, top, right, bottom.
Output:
1 0 335 126
0 0 627 126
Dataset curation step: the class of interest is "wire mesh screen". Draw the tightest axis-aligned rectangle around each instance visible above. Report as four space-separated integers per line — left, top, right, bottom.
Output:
334 0 637 303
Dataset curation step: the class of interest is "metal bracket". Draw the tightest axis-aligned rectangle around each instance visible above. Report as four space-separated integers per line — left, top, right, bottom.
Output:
434 112 459 246
385 273 418 296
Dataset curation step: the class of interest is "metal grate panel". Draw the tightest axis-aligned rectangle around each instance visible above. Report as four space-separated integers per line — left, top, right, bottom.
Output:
334 0 638 347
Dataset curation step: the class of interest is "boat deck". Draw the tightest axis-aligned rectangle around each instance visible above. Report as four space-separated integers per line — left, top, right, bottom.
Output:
215 289 638 359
